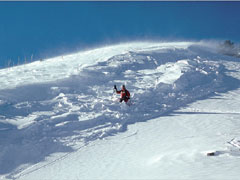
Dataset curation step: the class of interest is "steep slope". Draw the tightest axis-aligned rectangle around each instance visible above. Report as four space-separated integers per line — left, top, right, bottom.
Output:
0 42 240 179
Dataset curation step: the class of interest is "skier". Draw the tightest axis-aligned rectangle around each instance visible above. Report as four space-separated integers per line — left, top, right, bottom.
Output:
114 85 130 103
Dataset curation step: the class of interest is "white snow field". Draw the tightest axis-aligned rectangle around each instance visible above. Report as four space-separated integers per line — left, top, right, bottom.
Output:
1 41 240 180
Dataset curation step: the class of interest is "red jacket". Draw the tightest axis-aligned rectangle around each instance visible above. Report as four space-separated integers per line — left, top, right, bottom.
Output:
116 89 130 102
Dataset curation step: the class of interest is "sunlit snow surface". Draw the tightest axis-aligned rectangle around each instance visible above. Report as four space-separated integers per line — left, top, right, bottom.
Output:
1 42 240 180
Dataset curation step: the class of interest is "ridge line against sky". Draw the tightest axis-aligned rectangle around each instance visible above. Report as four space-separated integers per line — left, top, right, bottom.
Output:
0 1 240 68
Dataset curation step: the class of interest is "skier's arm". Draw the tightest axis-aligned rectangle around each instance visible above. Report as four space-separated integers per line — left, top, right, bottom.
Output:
116 90 121 94
114 85 121 94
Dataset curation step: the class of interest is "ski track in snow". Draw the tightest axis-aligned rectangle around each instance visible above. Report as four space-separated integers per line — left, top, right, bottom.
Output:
0 41 240 179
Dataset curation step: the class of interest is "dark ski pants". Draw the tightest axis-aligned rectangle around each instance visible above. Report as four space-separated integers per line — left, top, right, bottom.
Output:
119 97 129 103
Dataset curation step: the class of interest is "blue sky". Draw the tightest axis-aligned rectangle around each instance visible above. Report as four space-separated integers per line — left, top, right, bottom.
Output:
0 1 240 68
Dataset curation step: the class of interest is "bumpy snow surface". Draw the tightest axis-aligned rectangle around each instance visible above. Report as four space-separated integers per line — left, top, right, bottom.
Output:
1 42 240 180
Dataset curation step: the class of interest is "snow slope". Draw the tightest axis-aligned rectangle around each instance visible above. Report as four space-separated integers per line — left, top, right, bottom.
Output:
1 41 240 179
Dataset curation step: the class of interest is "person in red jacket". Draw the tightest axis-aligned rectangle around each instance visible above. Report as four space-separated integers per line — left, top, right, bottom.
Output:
114 85 130 103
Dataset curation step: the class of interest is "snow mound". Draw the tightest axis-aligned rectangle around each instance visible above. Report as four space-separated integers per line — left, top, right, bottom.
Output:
0 41 240 178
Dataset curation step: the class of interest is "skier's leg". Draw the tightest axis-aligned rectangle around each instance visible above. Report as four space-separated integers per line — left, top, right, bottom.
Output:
124 96 129 103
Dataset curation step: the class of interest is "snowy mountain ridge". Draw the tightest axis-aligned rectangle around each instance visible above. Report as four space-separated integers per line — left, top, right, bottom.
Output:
1 41 240 180
0 42 193 90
